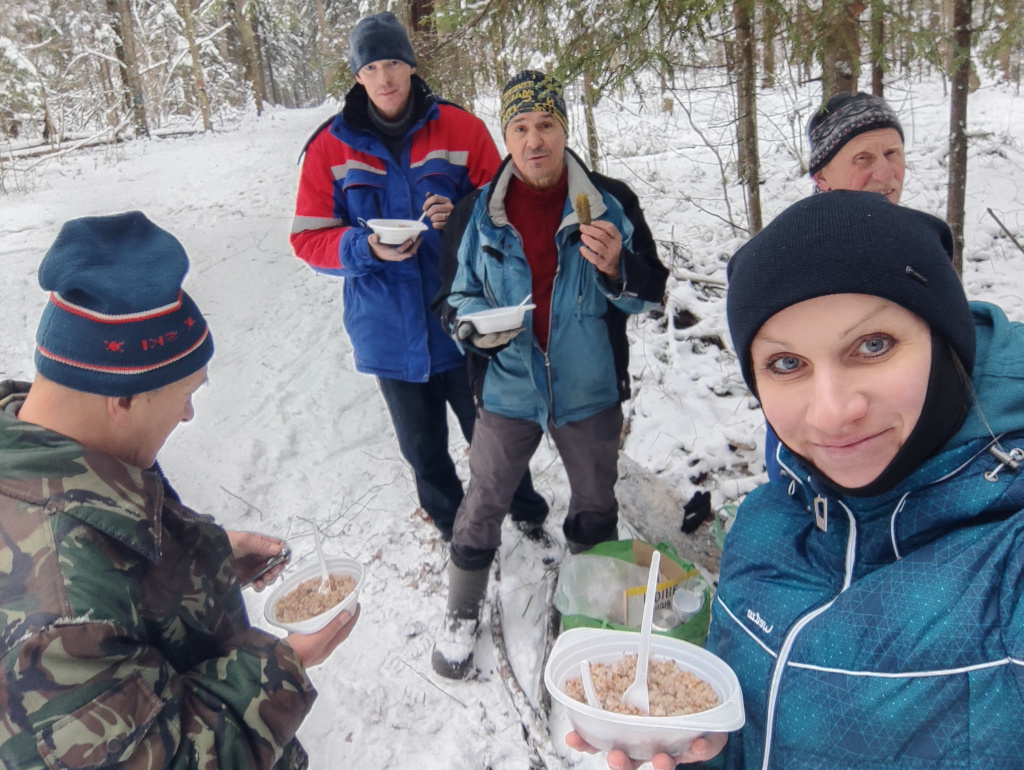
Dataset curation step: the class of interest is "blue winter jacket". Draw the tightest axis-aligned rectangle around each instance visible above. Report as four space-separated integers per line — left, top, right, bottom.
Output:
291 77 501 382
707 302 1024 769
434 150 667 427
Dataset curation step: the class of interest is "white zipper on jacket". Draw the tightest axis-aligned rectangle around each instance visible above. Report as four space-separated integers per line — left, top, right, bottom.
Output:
760 498 857 770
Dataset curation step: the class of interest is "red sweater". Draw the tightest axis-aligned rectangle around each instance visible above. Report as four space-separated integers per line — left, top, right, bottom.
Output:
505 169 568 351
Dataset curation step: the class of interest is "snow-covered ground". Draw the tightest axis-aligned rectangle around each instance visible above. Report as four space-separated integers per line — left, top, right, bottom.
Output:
2 74 1024 769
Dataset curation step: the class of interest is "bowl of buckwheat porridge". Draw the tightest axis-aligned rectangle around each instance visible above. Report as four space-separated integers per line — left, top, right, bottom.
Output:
544 628 744 760
264 556 365 635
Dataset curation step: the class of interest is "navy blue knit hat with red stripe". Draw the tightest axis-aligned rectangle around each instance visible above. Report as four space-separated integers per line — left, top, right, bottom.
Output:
35 211 214 397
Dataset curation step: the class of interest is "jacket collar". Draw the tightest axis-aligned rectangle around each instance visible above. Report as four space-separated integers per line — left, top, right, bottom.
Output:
339 75 437 143
779 426 1024 562
485 147 607 230
0 404 163 562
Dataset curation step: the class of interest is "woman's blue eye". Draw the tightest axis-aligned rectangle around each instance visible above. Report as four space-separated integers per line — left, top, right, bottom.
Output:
771 356 801 373
859 336 891 356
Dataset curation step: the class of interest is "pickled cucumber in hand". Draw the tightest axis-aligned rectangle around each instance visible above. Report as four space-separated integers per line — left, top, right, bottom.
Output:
575 193 591 226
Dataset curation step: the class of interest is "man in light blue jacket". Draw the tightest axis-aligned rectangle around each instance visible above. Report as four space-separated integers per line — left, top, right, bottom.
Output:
430 71 668 678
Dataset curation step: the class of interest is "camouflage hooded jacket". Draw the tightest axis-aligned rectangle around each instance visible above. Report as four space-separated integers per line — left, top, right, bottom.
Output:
0 381 315 770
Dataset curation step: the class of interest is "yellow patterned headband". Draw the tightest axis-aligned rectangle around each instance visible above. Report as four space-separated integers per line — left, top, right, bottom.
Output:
500 71 568 133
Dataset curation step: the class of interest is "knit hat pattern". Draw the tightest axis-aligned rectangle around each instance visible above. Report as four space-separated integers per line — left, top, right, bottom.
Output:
726 191 974 393
500 70 568 134
35 211 214 397
349 12 417 74
808 92 904 175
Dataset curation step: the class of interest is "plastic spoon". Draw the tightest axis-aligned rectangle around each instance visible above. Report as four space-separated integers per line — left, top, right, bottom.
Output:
579 660 601 709
312 525 331 595
620 549 661 713
414 191 433 226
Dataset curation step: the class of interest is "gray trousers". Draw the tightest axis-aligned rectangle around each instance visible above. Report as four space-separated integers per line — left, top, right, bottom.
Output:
452 405 622 555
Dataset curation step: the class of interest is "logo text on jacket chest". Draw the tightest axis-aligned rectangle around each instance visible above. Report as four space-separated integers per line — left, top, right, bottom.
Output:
746 609 773 634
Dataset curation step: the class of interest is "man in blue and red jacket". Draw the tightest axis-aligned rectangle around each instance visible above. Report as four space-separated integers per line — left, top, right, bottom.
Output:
290 13 544 542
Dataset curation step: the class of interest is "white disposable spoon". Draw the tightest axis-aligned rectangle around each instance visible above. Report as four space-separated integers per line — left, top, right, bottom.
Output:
579 660 601 709
312 525 331 595
620 549 661 713
414 190 434 226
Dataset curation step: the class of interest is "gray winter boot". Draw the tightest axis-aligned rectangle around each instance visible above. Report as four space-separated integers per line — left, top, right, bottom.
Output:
431 563 489 680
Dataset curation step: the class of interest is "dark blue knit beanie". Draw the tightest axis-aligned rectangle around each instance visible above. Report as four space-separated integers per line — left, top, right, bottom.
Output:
35 211 214 397
349 12 416 74
726 191 973 394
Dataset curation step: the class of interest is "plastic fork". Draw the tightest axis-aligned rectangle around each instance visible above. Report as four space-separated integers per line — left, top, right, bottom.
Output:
620 549 661 713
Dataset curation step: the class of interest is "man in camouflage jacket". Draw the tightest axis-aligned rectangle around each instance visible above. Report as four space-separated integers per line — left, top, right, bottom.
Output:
0 213 353 769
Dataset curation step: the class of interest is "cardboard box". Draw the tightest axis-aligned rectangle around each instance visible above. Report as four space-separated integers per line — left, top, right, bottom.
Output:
623 541 701 628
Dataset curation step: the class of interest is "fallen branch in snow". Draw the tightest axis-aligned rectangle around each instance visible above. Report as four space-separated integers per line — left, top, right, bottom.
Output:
400 659 467 709
675 269 727 288
987 208 1024 256
219 485 265 519
491 585 563 770
538 573 560 720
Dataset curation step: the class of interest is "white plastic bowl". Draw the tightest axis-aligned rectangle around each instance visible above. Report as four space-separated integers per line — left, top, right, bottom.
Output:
263 556 365 635
366 218 428 245
544 627 744 760
458 303 536 334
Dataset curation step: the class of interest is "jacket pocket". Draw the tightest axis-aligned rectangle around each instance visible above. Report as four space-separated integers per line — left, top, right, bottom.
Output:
341 168 388 220
414 164 461 203
36 669 165 770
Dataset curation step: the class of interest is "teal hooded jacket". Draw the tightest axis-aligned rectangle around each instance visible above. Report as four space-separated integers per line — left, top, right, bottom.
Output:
708 302 1024 768
434 149 667 428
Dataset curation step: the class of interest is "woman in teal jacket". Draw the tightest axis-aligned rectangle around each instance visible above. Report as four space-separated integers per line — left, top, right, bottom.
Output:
571 191 1024 770
713 191 1024 769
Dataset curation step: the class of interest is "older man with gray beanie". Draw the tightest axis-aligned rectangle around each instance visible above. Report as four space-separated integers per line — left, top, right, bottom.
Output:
1 211 357 769
291 14 546 546
807 91 906 204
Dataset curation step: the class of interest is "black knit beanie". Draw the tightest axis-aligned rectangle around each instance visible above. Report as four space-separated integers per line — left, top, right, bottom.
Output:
726 190 974 395
349 12 417 74
808 92 904 176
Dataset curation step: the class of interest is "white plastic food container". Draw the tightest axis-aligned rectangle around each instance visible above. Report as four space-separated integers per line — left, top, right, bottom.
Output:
457 302 537 334
263 556 365 635
366 218 428 244
544 627 744 761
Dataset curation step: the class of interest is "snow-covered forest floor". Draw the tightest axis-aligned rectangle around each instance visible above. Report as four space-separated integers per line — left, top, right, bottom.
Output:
3 72 1024 768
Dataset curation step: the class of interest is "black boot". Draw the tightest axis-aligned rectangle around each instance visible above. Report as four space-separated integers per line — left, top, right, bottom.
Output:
431 562 489 679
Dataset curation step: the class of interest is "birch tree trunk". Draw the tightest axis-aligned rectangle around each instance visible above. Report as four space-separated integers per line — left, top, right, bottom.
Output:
733 0 762 234
583 69 601 170
946 0 972 274
314 0 334 93
178 0 213 131
231 0 264 115
108 0 150 136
